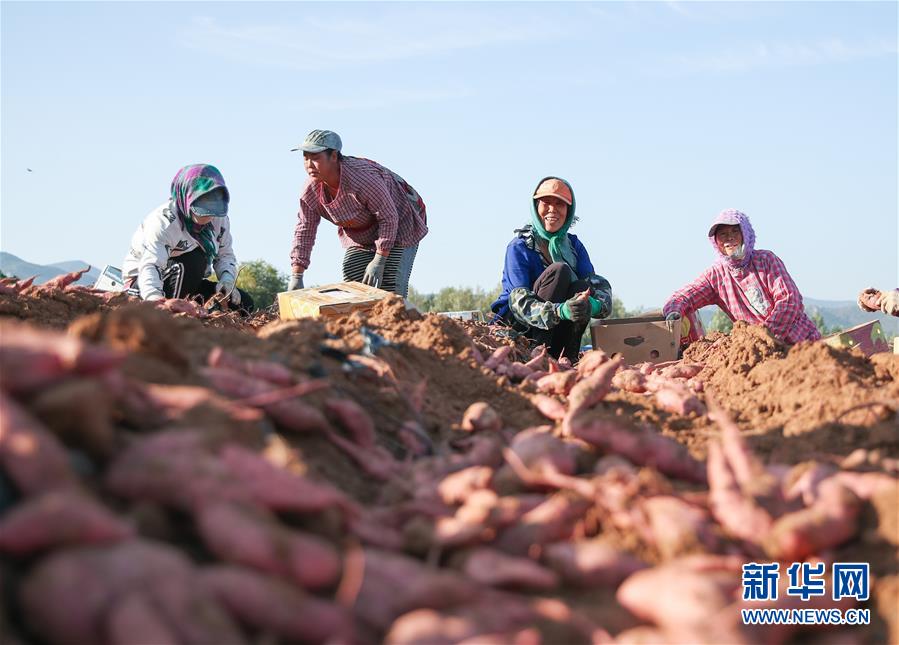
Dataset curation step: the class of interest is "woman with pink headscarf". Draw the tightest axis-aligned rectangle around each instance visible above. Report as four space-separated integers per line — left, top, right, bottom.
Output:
662 209 820 346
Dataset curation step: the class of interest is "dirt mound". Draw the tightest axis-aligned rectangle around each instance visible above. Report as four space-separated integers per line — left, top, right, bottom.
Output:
0 279 896 644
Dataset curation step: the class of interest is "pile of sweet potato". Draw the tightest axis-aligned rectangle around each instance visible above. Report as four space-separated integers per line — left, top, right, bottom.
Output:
0 270 895 644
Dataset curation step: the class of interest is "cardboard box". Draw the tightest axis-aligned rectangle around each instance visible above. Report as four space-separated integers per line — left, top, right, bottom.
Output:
93 265 124 292
590 315 681 364
277 281 392 320
439 310 485 323
822 320 890 357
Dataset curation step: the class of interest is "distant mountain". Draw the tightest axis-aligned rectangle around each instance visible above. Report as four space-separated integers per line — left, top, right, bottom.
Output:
696 297 898 337
0 252 99 286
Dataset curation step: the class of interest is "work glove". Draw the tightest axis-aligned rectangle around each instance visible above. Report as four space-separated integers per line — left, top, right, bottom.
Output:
857 287 880 312
881 289 899 317
216 278 241 306
665 311 691 338
288 272 304 291
145 292 164 302
362 253 388 288
559 295 590 324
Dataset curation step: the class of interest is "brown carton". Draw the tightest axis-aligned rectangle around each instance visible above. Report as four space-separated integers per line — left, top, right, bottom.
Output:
590 315 681 364
277 281 392 320
821 320 889 357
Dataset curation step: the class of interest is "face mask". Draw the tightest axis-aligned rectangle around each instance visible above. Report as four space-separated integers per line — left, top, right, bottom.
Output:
728 244 746 260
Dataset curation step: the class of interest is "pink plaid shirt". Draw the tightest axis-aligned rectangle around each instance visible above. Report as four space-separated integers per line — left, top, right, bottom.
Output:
663 249 821 344
290 156 427 270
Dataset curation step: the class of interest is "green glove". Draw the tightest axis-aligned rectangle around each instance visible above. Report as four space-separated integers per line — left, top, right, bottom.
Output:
589 297 602 318
559 296 590 324
559 302 573 321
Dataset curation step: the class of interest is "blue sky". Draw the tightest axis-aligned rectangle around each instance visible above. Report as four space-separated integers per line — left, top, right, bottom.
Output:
2 1 896 308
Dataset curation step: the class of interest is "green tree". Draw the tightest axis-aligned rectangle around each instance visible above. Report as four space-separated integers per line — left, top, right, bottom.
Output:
408 284 502 315
707 308 734 334
235 260 287 310
807 308 836 336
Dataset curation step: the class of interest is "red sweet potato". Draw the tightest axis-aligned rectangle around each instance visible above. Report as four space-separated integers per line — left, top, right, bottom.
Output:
0 392 79 495
640 495 719 558
208 346 294 386
200 565 351 643
536 371 577 396
531 394 567 421
0 490 133 554
654 384 706 416
570 414 706 483
543 539 646 588
494 493 592 556
524 347 548 371
457 547 558 591
220 444 355 515
438 466 495 505
197 502 342 590
105 590 179 645
461 402 502 433
658 362 704 380
566 356 623 416
353 549 479 632
763 478 861 561
503 362 534 381
576 349 609 378
0 321 123 395
325 429 401 481
707 441 774 544
611 368 648 393
325 397 376 448
201 366 329 433
42 267 91 290
484 346 513 370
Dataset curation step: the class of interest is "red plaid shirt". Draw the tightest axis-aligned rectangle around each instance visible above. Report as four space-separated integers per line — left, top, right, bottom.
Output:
290 156 427 270
663 249 821 344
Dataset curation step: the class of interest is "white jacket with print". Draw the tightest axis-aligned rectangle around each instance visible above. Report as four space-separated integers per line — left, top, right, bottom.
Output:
122 202 237 300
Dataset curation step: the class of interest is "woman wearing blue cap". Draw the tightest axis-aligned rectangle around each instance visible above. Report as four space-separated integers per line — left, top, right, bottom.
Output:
122 163 254 312
288 129 428 296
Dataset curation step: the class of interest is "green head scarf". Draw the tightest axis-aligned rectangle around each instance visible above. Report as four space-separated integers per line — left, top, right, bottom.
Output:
529 176 578 269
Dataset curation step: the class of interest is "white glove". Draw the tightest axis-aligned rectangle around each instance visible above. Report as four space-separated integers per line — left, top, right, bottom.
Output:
881 289 899 317
145 293 164 302
216 279 241 306
362 254 388 288
288 273 304 291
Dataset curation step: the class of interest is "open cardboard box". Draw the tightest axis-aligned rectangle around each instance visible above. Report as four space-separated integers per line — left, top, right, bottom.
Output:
277 281 393 320
821 320 890 357
590 315 681 364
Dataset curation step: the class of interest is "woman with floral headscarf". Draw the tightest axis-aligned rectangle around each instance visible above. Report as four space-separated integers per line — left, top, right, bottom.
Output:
663 208 819 346
490 176 613 362
122 164 254 312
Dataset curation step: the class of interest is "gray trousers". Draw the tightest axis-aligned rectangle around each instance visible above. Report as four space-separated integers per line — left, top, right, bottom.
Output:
341 244 418 298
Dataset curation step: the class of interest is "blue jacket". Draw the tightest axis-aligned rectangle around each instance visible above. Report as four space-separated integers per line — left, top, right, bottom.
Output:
491 228 597 319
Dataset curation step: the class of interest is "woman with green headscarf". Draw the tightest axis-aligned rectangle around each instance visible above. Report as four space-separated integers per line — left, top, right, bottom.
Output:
122 163 254 312
490 176 612 362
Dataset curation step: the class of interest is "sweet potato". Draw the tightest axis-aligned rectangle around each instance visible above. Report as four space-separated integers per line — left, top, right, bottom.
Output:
484 346 513 371
576 349 609 378
658 363 704 380
566 356 622 417
325 397 376 448
503 362 534 381
21 540 244 645
494 493 592 556
524 347 548 371
707 441 774 544
611 368 648 393
543 539 645 588
461 402 502 433
536 371 577 396
220 444 355 515
197 502 341 590
208 346 294 386
200 565 351 644
41 267 90 290
29 377 117 457
0 321 123 395
353 548 478 632
616 555 742 630
438 466 495 505
0 490 133 554
456 547 558 591
200 366 329 433
570 415 706 483
763 478 861 561
0 392 79 495
640 495 719 558
531 394 567 421
105 590 179 645
325 429 401 481
654 384 706 416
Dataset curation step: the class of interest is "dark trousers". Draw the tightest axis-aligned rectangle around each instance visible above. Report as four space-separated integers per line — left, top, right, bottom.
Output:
162 247 255 313
527 262 589 362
